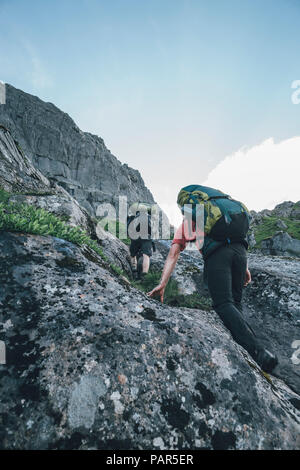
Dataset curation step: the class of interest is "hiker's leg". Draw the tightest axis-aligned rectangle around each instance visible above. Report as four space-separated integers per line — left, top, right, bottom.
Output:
129 240 140 279
140 240 153 274
206 246 260 357
231 243 257 333
130 256 137 270
231 243 247 313
205 245 233 305
229 244 277 371
142 254 150 274
214 303 260 356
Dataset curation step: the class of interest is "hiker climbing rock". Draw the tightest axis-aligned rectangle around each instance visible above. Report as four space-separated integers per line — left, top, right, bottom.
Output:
127 202 155 280
148 185 278 373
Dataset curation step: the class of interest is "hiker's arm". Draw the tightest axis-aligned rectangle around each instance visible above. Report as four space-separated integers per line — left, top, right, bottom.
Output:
244 259 251 286
147 243 181 302
160 243 181 286
244 268 251 286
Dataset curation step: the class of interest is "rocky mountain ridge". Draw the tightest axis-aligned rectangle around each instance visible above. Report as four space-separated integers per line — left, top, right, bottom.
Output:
0 84 155 215
249 201 300 257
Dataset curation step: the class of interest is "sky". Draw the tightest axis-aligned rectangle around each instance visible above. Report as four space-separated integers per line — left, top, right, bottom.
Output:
0 0 299 226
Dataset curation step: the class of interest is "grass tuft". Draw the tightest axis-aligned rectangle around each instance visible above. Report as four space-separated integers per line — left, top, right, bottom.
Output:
253 215 300 247
133 270 212 310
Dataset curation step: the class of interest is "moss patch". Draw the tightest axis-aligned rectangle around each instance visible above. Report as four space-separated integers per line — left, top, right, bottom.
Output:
0 190 125 278
96 218 131 245
253 215 300 247
0 188 11 203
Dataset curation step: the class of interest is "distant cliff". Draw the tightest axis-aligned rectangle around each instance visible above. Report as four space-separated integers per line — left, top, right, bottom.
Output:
0 84 155 215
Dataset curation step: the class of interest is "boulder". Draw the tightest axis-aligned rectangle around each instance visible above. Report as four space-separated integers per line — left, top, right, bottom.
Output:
247 232 257 248
273 201 295 218
154 241 300 395
291 202 300 220
0 232 299 450
261 231 300 258
276 219 287 230
95 224 132 276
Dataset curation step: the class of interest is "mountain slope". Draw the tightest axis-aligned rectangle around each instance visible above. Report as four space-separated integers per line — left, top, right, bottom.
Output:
0 84 154 215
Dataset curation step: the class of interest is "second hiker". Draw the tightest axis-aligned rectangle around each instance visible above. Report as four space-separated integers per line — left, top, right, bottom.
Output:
127 202 155 280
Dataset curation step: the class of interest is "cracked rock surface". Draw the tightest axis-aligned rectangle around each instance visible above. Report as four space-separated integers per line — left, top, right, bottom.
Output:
0 232 299 450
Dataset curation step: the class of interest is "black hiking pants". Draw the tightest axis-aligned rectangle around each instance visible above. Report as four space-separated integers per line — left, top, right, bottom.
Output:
204 242 261 358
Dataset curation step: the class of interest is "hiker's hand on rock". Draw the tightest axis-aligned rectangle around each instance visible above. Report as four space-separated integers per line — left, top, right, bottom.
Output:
147 284 166 303
244 268 251 286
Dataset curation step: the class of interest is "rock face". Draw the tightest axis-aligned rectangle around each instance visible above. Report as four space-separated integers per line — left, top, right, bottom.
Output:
0 232 300 450
0 125 92 233
0 85 155 215
249 201 300 255
276 219 287 230
261 231 300 258
243 253 300 395
151 241 300 396
272 201 296 219
0 126 133 275
0 125 51 195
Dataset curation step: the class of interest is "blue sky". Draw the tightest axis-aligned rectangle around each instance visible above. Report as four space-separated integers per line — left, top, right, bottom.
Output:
0 0 299 223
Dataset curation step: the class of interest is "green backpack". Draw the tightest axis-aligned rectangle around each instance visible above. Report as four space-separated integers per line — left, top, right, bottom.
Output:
177 184 250 243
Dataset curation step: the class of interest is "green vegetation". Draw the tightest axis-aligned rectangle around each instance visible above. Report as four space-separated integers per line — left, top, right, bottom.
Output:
0 187 57 200
0 188 126 277
0 188 10 203
0 200 105 252
253 215 300 247
17 190 57 197
99 218 131 245
132 271 178 300
133 270 212 310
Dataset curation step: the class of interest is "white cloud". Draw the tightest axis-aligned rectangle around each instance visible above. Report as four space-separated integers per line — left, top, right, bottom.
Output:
203 136 300 212
159 201 183 229
161 136 300 227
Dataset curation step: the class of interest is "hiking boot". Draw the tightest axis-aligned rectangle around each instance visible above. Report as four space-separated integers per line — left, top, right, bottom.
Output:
132 269 138 281
255 348 278 373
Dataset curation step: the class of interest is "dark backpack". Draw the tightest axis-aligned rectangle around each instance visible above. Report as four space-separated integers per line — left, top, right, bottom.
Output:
127 212 152 240
177 184 251 243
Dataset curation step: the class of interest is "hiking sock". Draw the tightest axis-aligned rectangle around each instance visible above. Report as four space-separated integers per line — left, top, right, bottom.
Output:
132 269 138 280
